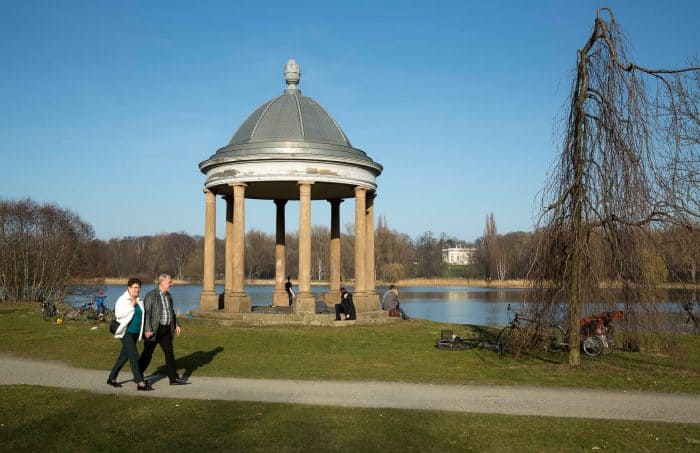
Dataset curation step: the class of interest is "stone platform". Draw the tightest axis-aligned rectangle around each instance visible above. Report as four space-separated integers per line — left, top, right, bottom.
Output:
189 305 399 327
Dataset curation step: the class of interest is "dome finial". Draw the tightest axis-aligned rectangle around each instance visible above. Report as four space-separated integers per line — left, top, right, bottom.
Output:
284 59 301 94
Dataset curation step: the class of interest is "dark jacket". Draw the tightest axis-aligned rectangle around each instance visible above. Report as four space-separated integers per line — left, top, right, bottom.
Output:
143 288 178 339
340 292 356 320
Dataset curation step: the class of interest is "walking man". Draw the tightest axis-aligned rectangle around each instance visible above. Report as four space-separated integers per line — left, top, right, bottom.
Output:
138 274 188 385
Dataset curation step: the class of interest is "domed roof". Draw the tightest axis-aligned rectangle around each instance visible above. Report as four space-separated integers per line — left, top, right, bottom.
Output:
228 93 351 147
199 59 382 201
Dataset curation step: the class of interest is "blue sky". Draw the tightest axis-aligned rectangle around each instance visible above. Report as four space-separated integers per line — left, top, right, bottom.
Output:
1 0 698 242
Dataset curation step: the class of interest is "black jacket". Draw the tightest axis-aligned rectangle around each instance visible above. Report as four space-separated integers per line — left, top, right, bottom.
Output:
143 288 178 339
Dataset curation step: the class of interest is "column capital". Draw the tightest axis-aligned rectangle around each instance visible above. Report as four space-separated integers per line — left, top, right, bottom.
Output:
327 198 344 205
274 199 288 207
297 180 315 187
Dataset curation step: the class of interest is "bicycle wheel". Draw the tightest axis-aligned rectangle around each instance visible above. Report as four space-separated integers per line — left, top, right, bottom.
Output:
496 327 515 356
582 336 604 357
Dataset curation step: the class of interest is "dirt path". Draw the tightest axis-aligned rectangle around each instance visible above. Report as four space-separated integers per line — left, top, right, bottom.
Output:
1 354 698 424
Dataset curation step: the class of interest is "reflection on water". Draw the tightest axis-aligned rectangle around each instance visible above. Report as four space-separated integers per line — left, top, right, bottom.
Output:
65 284 695 327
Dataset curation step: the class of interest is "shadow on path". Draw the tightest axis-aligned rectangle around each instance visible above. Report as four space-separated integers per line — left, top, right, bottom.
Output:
151 347 224 382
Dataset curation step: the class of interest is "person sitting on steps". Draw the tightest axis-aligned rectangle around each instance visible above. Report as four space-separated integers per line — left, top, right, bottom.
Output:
335 287 356 321
382 284 414 321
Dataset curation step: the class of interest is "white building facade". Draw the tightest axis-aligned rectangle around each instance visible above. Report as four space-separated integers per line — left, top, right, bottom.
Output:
442 247 476 265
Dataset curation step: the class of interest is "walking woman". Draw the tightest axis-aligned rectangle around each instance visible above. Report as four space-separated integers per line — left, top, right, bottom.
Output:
107 277 153 391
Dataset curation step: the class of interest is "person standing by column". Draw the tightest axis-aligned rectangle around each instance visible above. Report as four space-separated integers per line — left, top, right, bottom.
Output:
285 275 295 306
138 274 188 385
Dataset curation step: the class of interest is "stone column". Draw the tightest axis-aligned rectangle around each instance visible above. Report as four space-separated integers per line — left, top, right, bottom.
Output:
365 192 380 310
272 199 289 306
353 186 368 311
223 195 233 300
199 188 218 310
324 198 343 306
225 183 251 312
294 182 316 314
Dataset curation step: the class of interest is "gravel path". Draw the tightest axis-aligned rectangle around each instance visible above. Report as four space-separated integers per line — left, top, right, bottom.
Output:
2 354 698 424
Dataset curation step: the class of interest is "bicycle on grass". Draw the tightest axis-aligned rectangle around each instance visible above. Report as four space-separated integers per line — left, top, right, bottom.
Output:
41 301 60 321
435 330 497 350
496 304 568 357
680 301 698 333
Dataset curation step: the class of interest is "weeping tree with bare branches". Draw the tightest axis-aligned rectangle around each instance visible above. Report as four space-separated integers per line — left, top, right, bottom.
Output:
523 8 699 366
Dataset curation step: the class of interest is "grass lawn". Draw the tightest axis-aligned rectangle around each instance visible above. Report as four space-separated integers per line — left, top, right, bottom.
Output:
1 386 698 452
1 302 698 393
1 302 699 451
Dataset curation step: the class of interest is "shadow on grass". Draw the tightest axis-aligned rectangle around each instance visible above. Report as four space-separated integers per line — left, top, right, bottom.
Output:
153 346 224 381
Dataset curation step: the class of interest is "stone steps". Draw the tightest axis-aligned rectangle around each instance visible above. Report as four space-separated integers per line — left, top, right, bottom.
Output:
188 308 400 326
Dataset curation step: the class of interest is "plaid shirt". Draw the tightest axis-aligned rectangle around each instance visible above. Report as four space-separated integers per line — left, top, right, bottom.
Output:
159 292 172 326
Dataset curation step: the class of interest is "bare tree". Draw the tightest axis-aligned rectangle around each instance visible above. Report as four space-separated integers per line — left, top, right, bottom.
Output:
311 225 330 280
244 229 274 279
375 215 415 282
526 9 700 365
148 233 195 280
482 213 499 280
0 198 94 303
413 231 444 278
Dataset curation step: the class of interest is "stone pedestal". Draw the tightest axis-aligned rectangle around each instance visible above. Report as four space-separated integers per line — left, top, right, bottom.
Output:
224 292 252 313
294 293 316 314
273 289 291 306
322 290 342 307
199 291 219 311
365 291 380 311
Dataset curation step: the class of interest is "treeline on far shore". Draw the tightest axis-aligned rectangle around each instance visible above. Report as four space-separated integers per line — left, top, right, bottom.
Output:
1 198 698 303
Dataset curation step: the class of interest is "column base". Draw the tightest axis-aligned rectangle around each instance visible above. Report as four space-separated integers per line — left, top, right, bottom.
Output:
322 290 342 307
199 291 219 311
293 292 316 315
224 292 252 313
272 289 291 307
365 291 380 312
351 292 380 312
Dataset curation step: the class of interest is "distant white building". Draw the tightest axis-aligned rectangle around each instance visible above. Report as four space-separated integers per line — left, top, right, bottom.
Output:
442 247 476 265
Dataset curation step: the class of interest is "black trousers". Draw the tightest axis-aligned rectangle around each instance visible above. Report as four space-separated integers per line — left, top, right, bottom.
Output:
109 332 143 383
335 302 356 320
139 324 178 381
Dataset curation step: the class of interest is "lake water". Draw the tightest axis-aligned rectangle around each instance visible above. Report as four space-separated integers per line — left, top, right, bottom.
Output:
66 284 695 327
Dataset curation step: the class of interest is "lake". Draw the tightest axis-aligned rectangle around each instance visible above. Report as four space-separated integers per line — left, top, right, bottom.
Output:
65 284 696 326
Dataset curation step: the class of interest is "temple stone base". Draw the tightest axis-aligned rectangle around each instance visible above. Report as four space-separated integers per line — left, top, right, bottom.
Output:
224 293 252 313
272 289 291 307
199 291 219 311
293 293 316 315
190 307 395 326
352 292 379 312
321 290 342 307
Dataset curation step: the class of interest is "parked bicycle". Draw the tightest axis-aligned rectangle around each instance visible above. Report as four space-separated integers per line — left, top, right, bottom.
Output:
496 304 568 356
681 300 698 332
63 301 114 323
435 330 498 351
41 301 60 321
578 310 624 356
